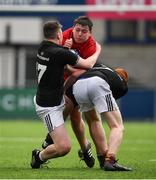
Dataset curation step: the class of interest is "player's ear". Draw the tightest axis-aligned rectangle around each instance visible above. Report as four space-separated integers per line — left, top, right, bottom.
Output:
57 31 63 43
57 32 60 39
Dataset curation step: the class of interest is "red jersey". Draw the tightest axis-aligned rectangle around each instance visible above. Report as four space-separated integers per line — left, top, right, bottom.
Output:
62 28 96 58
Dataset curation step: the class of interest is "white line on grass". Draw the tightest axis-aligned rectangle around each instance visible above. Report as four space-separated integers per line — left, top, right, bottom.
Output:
124 139 155 144
149 159 156 162
0 137 43 142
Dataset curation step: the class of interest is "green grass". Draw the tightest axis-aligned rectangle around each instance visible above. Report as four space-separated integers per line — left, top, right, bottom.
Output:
0 120 156 179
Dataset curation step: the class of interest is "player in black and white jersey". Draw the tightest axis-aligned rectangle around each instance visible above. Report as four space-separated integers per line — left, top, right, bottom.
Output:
65 63 132 171
30 21 101 169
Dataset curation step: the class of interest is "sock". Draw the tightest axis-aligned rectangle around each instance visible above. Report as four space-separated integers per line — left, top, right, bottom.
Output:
35 151 44 163
39 151 44 162
105 153 116 163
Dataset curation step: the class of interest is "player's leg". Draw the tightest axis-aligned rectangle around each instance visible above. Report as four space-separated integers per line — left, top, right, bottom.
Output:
31 124 71 169
85 77 131 171
40 124 71 159
42 95 74 149
31 99 71 169
71 79 96 168
101 110 132 171
103 110 124 155
84 109 108 169
70 107 88 150
70 107 95 168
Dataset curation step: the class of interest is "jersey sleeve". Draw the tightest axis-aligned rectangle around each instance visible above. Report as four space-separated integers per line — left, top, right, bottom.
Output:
83 43 96 58
58 48 79 66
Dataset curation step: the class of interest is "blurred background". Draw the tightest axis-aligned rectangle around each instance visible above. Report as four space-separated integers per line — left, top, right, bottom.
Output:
0 0 156 121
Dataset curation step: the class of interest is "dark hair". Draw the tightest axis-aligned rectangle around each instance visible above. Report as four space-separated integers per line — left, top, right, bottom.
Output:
73 16 93 31
43 21 62 39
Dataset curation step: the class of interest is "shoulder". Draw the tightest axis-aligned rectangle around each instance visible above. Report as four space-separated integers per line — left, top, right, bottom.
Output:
47 46 78 65
80 36 96 58
45 44 68 60
63 28 73 38
57 47 78 60
82 36 96 49
87 36 96 45
46 43 63 54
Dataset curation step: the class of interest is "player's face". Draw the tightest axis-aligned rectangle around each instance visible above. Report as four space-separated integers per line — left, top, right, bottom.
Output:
72 24 91 43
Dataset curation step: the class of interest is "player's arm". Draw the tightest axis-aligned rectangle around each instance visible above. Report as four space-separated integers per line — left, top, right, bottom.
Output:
65 42 101 78
64 42 101 90
64 65 86 91
74 42 101 69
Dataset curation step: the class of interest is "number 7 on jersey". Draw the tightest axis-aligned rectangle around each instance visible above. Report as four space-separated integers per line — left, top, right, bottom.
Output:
37 63 47 83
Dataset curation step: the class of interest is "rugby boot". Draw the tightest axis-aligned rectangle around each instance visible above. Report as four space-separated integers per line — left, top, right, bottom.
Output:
30 149 46 169
104 156 132 171
78 142 95 168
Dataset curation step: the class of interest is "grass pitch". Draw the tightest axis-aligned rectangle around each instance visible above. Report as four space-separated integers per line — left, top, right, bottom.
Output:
0 119 156 179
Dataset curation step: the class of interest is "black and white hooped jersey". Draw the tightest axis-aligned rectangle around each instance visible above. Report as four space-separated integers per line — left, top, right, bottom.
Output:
36 40 78 107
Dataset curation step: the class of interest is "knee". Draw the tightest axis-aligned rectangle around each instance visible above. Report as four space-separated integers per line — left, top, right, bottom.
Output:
121 124 125 132
111 123 125 133
118 124 125 135
118 124 125 134
57 141 71 156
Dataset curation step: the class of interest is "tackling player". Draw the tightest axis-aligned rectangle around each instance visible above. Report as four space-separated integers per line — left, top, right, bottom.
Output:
30 20 101 168
66 63 132 171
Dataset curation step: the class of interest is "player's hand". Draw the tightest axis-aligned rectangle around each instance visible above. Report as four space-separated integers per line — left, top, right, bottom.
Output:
64 38 73 49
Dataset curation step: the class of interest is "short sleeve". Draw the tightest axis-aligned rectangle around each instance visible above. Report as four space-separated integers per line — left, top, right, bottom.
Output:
57 48 79 66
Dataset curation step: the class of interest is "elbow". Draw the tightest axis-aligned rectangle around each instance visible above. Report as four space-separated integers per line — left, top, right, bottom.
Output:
88 63 94 69
85 63 94 69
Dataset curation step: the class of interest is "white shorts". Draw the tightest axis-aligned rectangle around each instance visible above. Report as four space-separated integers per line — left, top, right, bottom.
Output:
73 76 118 113
34 96 65 133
